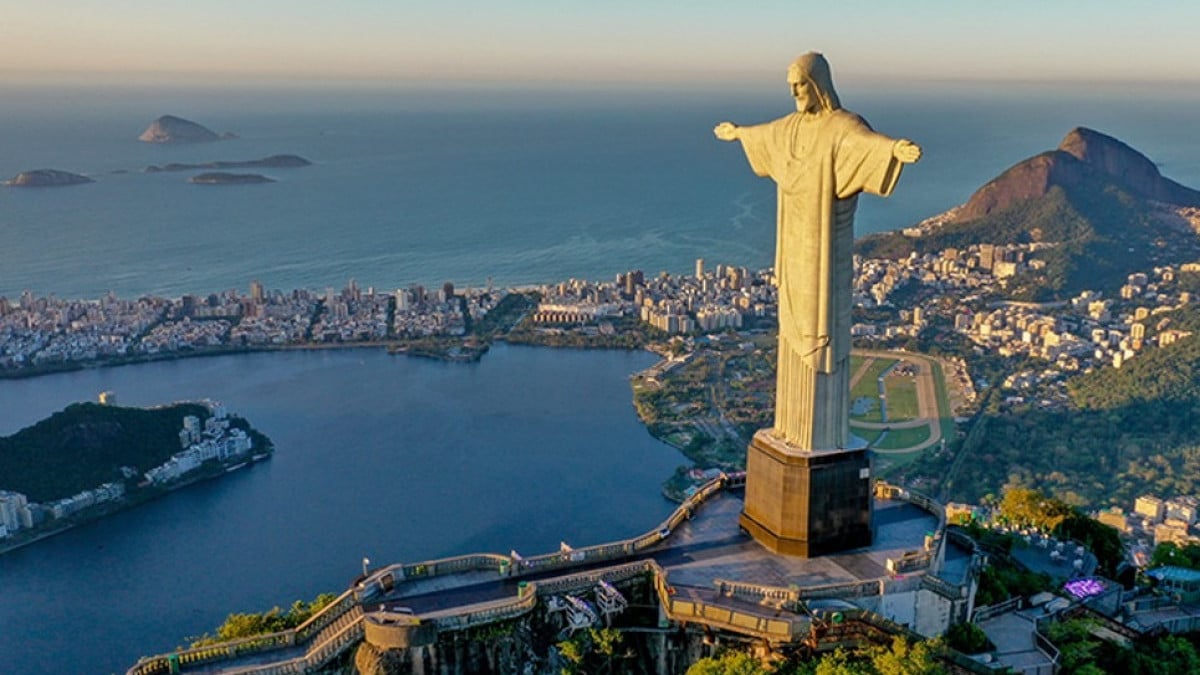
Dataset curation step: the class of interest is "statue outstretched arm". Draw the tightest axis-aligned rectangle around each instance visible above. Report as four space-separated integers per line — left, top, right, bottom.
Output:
713 121 740 141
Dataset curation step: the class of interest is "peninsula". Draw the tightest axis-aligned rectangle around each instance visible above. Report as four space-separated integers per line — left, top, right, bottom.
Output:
4 169 94 187
0 399 272 554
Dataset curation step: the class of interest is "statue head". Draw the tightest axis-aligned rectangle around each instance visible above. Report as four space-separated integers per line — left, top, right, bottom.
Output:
787 52 841 114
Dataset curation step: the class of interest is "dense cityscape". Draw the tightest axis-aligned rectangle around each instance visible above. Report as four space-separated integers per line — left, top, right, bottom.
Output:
4 243 1192 395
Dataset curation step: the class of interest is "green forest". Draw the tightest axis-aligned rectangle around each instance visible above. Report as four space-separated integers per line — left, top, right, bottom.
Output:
0 402 268 502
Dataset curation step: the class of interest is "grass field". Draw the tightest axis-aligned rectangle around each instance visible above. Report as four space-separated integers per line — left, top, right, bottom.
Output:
850 357 897 422
874 424 932 450
883 376 920 421
850 357 897 400
930 359 956 439
853 428 883 444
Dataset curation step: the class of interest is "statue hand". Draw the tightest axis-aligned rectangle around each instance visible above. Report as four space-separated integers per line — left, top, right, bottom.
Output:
713 122 739 142
893 139 922 164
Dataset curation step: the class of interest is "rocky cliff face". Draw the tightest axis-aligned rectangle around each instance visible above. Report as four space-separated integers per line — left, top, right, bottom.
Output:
138 115 224 143
1058 127 1200 205
954 127 1200 222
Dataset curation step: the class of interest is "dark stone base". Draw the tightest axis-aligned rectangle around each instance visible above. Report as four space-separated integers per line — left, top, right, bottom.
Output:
739 429 873 558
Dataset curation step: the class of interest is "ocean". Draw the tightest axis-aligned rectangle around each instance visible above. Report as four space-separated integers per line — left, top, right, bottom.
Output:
2 81 1199 300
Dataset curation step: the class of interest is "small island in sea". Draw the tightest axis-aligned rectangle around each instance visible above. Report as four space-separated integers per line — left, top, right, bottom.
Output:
0 398 273 554
145 154 312 172
188 172 275 185
3 169 94 187
138 115 236 143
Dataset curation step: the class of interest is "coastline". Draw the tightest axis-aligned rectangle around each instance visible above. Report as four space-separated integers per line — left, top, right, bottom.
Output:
0 332 655 381
0 341 409 381
0 450 272 557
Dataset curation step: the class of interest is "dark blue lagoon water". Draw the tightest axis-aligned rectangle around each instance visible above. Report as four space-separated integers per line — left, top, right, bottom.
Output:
1 82 1198 300
0 345 681 675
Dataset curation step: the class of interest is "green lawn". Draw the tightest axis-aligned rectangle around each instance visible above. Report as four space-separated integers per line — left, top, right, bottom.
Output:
930 359 956 439
850 357 897 401
883 376 920 421
852 428 883 444
875 424 932 450
850 357 897 422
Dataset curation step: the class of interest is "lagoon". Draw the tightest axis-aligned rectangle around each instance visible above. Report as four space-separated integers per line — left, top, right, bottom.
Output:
0 344 680 675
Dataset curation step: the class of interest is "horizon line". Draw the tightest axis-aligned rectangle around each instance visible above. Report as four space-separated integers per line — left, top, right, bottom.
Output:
4 69 1200 91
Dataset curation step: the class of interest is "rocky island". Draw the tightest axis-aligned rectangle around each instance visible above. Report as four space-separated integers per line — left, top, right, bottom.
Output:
145 154 311 172
138 115 235 143
0 399 273 554
188 172 275 185
4 169 94 187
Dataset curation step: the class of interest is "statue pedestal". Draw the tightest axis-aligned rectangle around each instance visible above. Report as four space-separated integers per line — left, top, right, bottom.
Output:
738 429 873 557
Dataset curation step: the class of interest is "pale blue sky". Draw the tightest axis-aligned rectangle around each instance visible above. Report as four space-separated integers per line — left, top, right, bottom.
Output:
3 1 1198 85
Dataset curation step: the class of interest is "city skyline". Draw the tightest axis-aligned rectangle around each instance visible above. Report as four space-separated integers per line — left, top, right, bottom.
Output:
3 1 1200 87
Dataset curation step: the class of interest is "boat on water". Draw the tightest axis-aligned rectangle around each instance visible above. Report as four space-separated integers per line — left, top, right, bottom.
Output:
225 462 248 473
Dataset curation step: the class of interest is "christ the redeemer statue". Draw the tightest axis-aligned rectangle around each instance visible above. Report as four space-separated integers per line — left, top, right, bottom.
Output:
715 53 920 556
715 52 921 451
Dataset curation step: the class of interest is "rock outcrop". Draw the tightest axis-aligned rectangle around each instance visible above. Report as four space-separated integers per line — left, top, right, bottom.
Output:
188 172 274 185
138 115 226 144
4 169 94 187
145 155 311 172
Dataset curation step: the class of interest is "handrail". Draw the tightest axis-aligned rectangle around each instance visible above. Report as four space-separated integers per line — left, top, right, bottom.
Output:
971 596 1024 623
504 474 736 578
1032 614 1061 668
125 588 362 675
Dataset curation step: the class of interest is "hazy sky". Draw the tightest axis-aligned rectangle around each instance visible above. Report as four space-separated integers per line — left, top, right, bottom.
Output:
3 1 1199 86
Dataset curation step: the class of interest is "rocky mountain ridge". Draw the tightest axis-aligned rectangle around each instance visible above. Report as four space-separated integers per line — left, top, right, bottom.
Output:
955 127 1200 221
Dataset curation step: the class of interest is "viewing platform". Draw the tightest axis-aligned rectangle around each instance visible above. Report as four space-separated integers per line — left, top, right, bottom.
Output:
126 478 981 675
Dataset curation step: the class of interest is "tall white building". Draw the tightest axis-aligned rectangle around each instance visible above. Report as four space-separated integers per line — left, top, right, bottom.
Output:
0 491 32 534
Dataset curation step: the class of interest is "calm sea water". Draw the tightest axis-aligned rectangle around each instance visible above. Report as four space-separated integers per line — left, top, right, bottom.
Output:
0 345 681 674
2 82 1198 300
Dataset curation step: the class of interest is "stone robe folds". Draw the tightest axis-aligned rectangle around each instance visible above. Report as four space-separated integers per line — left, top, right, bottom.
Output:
737 110 902 451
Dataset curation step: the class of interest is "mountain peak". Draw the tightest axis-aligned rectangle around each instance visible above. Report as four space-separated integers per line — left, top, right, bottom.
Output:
955 127 1200 222
1056 126 1170 196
